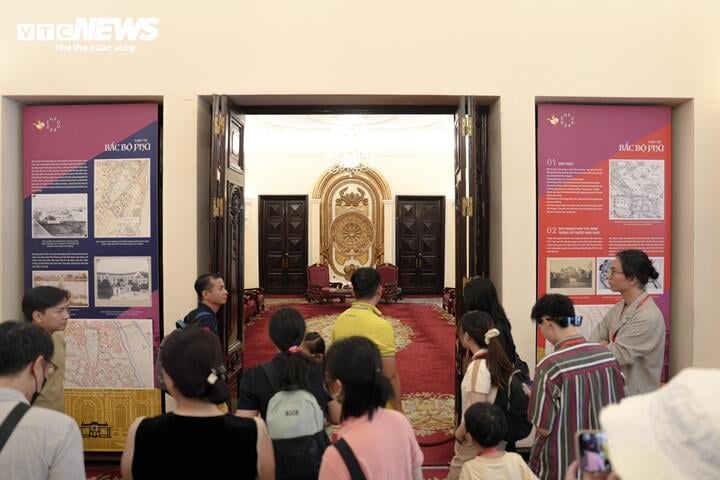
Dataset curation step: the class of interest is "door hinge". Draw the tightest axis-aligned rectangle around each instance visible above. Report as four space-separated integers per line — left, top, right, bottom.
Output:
461 116 473 136
212 197 225 218
213 114 226 136
461 196 474 217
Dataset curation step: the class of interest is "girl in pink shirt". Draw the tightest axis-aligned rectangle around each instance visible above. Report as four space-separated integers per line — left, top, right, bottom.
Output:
319 336 423 480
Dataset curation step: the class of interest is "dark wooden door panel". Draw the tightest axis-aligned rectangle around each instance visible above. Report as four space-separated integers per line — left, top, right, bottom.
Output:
209 95 245 401
396 196 445 294
260 196 308 294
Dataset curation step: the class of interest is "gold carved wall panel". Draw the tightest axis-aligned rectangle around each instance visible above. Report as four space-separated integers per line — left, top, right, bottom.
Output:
313 168 391 281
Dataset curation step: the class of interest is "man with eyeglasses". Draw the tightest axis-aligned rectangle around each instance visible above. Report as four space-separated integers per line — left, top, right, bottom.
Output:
0 321 84 479
528 294 626 480
590 249 665 396
21 286 71 413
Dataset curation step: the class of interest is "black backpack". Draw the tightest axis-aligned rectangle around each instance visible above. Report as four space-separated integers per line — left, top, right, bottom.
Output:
494 368 533 443
175 310 214 330
260 361 329 480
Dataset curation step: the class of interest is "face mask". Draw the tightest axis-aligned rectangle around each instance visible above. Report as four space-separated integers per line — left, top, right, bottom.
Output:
30 369 47 405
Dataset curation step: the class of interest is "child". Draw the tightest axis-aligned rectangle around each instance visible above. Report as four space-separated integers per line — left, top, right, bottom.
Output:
303 331 326 361
460 403 537 480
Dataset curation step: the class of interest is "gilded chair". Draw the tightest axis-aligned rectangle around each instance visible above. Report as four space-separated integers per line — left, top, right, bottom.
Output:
376 263 402 303
305 263 347 304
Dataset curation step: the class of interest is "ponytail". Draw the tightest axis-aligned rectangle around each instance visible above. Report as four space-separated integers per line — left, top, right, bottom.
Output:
461 311 514 391
485 336 514 391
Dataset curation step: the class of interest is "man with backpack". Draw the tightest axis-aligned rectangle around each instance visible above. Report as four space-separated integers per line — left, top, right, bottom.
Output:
0 321 84 479
528 294 626 480
177 273 227 335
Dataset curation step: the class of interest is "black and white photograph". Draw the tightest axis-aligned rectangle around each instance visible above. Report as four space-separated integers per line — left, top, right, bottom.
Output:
94 256 151 307
31 193 88 238
547 257 595 295
32 270 89 307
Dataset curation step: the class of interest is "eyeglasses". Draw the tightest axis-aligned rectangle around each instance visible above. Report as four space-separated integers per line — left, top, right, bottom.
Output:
44 359 57 376
539 315 583 327
609 267 625 276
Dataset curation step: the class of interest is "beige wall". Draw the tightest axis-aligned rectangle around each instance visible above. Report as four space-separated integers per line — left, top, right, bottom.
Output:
1 0 719 373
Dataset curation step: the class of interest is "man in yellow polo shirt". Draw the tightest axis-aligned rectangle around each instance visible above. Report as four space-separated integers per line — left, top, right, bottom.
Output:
332 267 403 412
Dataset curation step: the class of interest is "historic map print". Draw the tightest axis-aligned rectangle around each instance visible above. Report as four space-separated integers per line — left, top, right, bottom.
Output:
94 158 151 237
64 318 154 389
609 159 664 220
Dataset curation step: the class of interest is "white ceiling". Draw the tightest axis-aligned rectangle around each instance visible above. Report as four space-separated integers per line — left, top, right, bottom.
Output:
244 114 455 157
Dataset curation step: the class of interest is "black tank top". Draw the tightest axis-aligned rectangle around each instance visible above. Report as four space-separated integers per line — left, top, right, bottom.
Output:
132 413 258 479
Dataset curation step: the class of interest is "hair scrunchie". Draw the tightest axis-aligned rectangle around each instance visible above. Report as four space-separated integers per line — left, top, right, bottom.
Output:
288 345 302 354
484 328 501 345
207 365 227 385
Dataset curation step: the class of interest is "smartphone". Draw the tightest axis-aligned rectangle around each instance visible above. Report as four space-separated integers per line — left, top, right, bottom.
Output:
576 430 612 473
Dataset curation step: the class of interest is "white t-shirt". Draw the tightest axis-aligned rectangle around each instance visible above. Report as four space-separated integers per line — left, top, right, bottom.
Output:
460 351 498 415
460 452 538 480
0 388 84 480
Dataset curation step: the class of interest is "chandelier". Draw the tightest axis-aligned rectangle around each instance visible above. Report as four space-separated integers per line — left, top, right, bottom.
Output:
327 115 372 176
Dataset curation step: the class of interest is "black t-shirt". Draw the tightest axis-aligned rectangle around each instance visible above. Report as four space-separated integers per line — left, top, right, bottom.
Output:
185 303 219 335
237 352 331 419
132 413 257 479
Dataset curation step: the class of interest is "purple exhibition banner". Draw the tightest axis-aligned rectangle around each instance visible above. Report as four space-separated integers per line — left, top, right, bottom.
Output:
536 104 671 381
23 104 162 449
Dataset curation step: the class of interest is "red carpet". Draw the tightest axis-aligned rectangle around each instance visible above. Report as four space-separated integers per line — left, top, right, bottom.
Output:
244 298 456 466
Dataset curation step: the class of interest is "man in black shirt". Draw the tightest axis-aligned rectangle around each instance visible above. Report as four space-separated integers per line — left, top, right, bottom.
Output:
183 273 228 335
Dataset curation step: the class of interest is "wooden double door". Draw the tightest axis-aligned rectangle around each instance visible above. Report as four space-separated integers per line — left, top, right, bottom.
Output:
259 195 308 294
396 196 445 294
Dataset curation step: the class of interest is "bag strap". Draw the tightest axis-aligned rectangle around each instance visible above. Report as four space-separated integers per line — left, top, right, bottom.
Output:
470 358 483 389
505 369 522 409
0 402 31 453
334 438 366 480
260 361 280 393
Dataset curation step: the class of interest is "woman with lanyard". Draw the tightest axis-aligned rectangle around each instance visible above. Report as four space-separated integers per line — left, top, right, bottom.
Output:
590 249 665 395
446 311 515 480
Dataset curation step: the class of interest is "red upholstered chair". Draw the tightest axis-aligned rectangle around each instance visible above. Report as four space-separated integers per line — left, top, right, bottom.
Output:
305 263 347 304
376 263 402 303
442 287 456 315
244 288 265 312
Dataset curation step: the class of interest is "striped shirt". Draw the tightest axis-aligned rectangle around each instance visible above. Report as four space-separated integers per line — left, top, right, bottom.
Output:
528 335 625 480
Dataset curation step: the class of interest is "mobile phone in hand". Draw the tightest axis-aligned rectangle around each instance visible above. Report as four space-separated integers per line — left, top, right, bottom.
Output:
576 430 612 473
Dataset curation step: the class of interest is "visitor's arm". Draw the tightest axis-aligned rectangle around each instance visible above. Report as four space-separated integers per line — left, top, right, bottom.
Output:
254 417 275 480
381 355 403 412
455 391 487 440
120 417 144 480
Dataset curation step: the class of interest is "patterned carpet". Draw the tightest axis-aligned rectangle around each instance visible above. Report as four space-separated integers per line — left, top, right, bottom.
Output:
245 297 457 466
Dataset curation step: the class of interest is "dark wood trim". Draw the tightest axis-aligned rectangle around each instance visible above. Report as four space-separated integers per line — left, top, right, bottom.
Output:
395 195 445 295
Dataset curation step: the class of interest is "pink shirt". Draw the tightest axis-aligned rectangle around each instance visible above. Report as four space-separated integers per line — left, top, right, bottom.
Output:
319 409 423 479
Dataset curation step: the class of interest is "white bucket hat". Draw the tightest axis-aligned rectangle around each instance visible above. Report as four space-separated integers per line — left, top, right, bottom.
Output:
600 368 720 480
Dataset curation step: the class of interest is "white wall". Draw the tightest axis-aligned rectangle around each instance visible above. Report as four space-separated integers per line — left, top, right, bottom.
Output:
243 145 456 288
1 0 719 373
